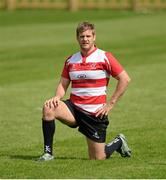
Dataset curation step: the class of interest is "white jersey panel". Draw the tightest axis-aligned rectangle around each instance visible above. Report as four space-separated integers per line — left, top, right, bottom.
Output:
85 49 106 63
68 52 82 63
71 86 107 96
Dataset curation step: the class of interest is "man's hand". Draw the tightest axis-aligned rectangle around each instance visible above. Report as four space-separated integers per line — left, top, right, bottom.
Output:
45 96 60 109
95 103 113 119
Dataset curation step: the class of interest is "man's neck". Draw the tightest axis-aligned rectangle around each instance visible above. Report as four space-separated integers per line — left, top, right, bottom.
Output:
81 46 96 57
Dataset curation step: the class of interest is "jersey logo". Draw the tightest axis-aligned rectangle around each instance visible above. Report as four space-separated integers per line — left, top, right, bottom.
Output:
77 74 87 79
90 63 97 69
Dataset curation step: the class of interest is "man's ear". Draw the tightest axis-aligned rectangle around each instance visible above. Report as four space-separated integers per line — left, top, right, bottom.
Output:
94 34 96 41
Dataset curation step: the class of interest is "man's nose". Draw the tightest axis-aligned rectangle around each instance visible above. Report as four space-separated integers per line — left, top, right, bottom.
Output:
83 36 88 41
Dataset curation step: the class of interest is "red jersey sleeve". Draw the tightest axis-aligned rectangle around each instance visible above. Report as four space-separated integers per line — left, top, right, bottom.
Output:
105 52 124 77
61 59 70 79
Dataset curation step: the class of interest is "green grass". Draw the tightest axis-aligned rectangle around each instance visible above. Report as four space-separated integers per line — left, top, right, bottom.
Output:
0 9 166 178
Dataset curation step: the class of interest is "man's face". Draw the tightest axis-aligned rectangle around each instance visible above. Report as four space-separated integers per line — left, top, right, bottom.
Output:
77 29 96 52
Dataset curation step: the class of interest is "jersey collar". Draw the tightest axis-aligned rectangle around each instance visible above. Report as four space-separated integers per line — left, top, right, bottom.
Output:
81 46 98 58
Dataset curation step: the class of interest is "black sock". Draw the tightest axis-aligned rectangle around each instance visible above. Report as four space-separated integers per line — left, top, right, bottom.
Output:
105 137 122 158
42 119 55 155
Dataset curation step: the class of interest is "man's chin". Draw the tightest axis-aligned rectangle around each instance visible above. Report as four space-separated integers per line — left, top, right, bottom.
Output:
81 46 90 51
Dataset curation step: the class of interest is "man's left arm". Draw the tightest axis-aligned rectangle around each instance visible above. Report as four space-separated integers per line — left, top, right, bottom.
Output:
95 70 131 118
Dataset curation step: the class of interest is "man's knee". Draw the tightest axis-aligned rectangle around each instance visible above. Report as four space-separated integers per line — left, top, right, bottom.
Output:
90 153 106 160
42 105 56 120
87 139 106 160
95 155 106 160
96 148 106 160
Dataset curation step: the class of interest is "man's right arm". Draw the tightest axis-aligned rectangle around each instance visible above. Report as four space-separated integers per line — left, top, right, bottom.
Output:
45 77 70 109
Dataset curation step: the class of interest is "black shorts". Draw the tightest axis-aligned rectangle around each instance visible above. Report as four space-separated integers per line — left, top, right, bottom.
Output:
64 100 109 143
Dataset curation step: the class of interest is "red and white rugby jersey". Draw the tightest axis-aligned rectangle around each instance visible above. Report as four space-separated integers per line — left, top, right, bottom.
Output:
61 47 123 115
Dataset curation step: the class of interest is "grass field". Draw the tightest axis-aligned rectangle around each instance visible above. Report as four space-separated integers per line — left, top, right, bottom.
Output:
0 9 166 178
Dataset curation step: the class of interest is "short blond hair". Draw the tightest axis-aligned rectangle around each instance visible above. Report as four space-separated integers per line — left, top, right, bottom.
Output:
76 22 95 37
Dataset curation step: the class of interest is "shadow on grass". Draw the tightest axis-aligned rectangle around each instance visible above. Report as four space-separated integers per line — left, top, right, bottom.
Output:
9 155 87 161
9 155 39 161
